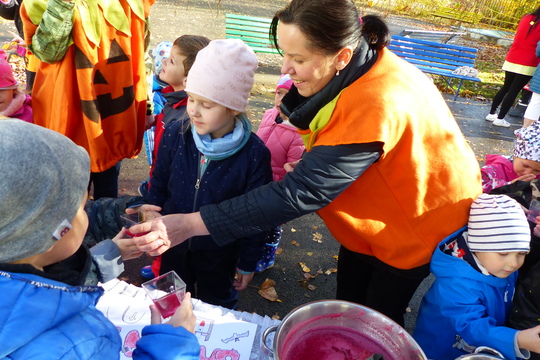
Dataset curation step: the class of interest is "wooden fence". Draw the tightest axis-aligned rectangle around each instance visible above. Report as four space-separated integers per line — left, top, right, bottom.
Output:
361 0 534 31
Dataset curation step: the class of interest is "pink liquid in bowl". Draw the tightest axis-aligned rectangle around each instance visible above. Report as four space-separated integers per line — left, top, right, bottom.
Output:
280 325 392 360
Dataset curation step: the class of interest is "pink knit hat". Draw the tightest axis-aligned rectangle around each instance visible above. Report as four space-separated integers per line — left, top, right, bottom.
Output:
0 59 18 90
185 39 258 112
276 74 294 91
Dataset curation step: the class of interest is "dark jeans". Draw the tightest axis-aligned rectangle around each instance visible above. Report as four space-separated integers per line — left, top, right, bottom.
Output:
336 245 430 327
490 71 532 119
89 161 121 199
160 243 241 310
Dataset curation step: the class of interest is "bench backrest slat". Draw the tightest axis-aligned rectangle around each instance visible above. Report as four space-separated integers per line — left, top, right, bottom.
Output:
225 13 278 54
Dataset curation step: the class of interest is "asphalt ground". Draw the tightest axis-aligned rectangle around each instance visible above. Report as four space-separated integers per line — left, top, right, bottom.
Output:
0 0 521 334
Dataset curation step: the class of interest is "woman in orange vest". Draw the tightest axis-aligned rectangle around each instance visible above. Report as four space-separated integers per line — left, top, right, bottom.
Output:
130 0 482 326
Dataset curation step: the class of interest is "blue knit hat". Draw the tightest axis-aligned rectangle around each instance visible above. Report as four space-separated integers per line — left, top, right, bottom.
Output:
467 194 530 253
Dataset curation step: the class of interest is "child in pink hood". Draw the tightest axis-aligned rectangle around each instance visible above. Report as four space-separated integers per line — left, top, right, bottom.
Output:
255 75 305 272
257 74 305 181
481 121 540 192
0 56 32 123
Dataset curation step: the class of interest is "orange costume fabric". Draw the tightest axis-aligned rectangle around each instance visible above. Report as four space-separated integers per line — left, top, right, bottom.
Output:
21 0 154 172
302 48 482 270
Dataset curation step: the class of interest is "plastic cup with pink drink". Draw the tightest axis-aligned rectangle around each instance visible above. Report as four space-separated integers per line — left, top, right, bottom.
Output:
142 270 187 318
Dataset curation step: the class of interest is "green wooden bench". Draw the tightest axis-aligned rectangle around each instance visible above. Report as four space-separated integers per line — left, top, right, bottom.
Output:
431 7 483 26
225 13 279 54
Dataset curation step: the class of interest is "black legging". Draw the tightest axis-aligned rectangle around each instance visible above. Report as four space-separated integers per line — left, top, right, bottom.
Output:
336 246 430 327
490 71 532 119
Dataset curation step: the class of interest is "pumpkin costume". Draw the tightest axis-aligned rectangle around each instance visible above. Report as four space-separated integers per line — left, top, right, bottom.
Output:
21 0 154 173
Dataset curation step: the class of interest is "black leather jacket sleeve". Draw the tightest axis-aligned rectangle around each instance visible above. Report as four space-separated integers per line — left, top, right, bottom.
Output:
200 142 383 246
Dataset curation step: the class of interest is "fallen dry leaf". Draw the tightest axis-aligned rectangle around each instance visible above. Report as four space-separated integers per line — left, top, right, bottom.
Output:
298 262 310 272
258 286 282 302
290 228 297 232
312 226 318 230
276 247 283 255
307 284 317 291
260 278 276 289
332 255 339 261
306 251 313 256
325 268 338 275
271 313 281 320
312 232 323 243
258 278 281 302
291 240 300 247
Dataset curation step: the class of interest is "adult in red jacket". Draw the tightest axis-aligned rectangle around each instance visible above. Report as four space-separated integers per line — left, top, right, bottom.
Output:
130 0 482 326
486 7 540 127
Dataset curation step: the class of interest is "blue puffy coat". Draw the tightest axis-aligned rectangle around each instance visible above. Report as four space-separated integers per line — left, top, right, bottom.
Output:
0 270 200 359
413 227 520 360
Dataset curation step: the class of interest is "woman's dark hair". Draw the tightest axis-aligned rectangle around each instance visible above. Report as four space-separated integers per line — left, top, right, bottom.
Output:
525 6 540 35
270 0 390 55
173 35 211 76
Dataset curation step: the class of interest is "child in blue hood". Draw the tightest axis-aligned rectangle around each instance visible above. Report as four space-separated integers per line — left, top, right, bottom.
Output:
0 120 199 360
413 193 540 360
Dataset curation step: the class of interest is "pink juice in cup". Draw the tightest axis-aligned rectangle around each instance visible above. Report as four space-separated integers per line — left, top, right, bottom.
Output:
142 271 186 318
153 291 183 318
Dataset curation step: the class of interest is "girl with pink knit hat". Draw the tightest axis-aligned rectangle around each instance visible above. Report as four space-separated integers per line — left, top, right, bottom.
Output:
255 74 305 272
139 39 273 310
0 57 32 122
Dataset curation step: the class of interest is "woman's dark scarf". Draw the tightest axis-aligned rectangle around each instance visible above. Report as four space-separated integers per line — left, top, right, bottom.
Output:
280 37 378 130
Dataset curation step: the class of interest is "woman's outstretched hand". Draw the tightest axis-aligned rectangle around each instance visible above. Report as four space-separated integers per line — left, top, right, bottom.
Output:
129 212 209 256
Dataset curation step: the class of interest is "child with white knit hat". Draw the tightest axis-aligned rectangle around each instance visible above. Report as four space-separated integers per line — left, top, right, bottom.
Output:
140 39 273 310
413 193 540 360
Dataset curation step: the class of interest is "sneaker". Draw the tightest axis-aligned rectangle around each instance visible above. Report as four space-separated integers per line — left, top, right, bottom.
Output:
140 265 155 279
485 113 498 122
493 119 511 127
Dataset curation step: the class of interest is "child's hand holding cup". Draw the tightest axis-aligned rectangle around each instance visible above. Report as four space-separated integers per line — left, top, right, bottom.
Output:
142 270 187 319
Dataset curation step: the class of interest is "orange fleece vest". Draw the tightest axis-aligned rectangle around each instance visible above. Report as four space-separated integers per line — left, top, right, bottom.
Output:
22 0 153 172
303 48 482 269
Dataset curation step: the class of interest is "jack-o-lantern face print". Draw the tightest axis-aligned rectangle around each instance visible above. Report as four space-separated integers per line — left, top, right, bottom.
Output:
76 39 135 123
